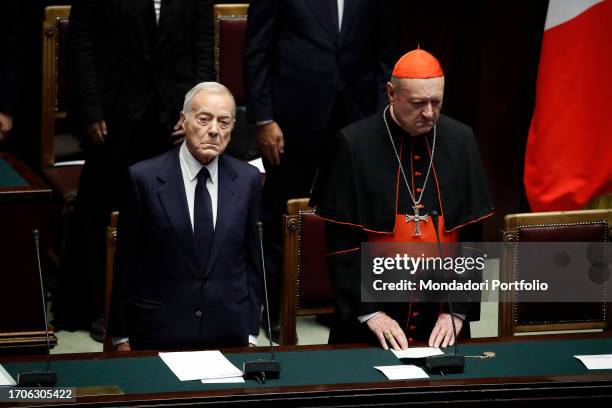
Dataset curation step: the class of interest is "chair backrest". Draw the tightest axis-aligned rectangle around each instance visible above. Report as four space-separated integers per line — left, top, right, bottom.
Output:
214 3 248 104
42 6 79 167
213 4 259 161
103 211 119 352
280 198 334 345
499 209 612 336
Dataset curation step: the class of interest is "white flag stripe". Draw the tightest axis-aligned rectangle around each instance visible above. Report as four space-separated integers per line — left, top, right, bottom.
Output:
545 0 603 30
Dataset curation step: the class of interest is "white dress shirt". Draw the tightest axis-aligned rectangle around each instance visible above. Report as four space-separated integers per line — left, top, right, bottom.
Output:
337 0 344 30
153 0 161 24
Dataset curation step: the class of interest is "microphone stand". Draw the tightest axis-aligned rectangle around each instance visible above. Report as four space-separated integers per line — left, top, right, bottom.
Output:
17 230 57 386
424 212 465 374
243 222 281 383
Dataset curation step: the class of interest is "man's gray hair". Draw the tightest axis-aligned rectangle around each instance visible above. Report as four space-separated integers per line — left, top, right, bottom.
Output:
182 82 236 118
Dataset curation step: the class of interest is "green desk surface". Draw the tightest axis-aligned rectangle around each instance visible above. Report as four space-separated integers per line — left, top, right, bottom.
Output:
0 158 28 188
3 336 612 394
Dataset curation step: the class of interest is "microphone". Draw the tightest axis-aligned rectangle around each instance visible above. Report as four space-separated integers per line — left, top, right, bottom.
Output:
243 221 281 383
17 230 57 386
424 211 465 374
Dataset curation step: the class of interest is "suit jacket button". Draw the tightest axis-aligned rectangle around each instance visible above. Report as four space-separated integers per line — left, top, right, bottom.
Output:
195 310 203 317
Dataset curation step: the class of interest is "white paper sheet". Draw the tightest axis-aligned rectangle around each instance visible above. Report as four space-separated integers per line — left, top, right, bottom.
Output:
159 350 243 381
375 365 429 380
201 376 245 384
391 347 444 359
248 157 265 173
0 364 16 386
54 160 85 167
575 354 612 370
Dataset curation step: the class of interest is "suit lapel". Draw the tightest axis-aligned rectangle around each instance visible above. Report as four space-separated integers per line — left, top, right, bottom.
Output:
206 156 238 276
305 0 340 46
156 148 201 274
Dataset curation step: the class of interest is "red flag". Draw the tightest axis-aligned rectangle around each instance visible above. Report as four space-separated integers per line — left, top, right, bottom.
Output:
524 0 612 211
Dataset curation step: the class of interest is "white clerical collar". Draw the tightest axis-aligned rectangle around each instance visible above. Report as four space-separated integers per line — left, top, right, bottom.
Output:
179 141 218 185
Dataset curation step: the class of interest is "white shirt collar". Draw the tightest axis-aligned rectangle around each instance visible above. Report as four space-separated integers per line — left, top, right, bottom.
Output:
179 141 218 185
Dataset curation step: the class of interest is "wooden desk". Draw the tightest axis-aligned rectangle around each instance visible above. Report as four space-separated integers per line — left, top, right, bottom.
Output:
0 153 56 354
1 333 612 406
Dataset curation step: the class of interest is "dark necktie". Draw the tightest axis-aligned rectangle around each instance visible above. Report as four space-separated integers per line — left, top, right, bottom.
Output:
194 167 214 271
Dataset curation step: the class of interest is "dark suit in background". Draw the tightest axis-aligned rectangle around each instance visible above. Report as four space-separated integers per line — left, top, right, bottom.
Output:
110 148 262 350
243 0 396 336
68 0 214 157
54 0 214 333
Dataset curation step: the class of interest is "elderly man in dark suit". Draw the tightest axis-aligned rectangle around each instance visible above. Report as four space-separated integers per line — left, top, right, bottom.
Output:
54 0 215 338
110 82 262 351
244 0 396 340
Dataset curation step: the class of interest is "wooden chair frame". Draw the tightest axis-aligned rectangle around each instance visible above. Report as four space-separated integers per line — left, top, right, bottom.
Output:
213 3 249 81
585 193 612 210
499 209 612 336
103 211 119 352
280 199 334 345
41 6 71 167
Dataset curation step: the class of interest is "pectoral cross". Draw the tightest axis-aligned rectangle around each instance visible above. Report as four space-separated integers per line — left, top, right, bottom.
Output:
405 205 429 236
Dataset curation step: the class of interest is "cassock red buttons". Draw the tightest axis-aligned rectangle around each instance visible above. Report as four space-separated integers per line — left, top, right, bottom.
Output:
414 171 422 176
416 188 423 193
413 154 421 160
408 337 415 343
409 325 417 331
411 311 420 317
417 204 424 209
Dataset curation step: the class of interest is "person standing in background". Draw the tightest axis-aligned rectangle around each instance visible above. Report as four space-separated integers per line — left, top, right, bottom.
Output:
53 0 215 341
243 0 397 341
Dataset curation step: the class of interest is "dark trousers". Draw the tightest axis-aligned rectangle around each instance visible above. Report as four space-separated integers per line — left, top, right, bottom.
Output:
53 100 172 330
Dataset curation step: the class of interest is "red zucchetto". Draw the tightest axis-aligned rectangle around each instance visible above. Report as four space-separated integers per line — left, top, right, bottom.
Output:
392 48 444 79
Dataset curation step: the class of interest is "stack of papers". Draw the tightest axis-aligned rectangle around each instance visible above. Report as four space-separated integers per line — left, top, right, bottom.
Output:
0 364 16 386
374 348 443 380
575 354 612 370
159 350 244 383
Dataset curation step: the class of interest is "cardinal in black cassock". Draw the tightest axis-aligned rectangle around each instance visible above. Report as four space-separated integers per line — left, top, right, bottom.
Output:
310 48 493 349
